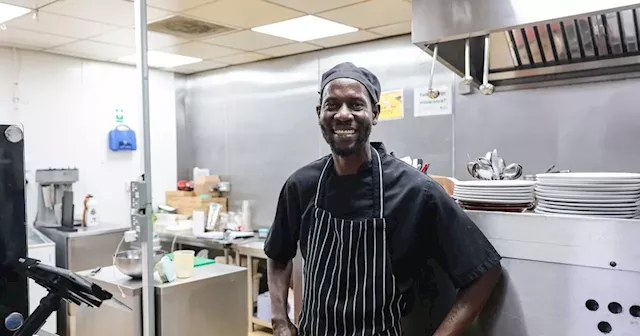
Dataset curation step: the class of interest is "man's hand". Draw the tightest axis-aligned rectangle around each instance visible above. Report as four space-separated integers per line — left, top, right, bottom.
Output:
272 318 297 336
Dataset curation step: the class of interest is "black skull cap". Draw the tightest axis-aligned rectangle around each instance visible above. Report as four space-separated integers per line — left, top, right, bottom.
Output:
320 62 381 105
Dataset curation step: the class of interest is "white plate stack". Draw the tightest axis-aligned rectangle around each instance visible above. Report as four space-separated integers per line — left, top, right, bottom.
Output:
535 172 640 219
453 180 536 212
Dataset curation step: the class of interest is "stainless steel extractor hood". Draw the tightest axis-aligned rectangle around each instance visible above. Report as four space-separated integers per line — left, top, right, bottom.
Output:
412 0 640 91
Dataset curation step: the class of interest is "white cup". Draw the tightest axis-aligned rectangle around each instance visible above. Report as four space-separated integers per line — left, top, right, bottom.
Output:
173 250 195 279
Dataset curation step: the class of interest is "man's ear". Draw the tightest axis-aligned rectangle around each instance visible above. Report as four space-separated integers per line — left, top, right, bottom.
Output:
316 105 321 118
372 104 380 125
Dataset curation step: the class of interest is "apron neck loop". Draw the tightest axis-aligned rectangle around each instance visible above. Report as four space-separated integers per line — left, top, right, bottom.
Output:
314 145 384 219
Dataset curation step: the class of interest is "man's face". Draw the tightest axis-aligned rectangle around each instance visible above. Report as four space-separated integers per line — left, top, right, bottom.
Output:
317 78 379 157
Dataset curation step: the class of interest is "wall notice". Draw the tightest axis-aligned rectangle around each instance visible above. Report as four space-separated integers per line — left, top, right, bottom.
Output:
414 85 452 117
378 89 404 121
115 108 125 123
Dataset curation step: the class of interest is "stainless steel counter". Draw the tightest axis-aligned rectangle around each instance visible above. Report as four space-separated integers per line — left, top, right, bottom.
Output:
156 231 236 263
466 210 640 272
39 225 131 238
37 225 130 336
38 225 130 271
76 263 248 336
156 231 234 250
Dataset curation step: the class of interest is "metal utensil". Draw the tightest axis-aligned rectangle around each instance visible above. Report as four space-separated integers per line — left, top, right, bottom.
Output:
463 38 473 85
475 158 494 180
498 157 506 178
479 35 495 95
427 44 440 99
503 163 523 180
467 161 479 178
114 249 166 278
490 149 500 180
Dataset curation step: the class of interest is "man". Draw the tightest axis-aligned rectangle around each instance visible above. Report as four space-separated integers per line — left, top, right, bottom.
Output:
264 62 502 336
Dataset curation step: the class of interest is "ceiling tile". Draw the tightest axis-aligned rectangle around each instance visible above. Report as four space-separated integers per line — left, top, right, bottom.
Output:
90 28 188 49
42 0 171 27
203 30 292 51
47 40 134 60
5 12 115 39
185 0 304 29
264 0 366 14
309 30 380 48
0 27 75 49
318 0 412 29
369 21 411 36
170 60 228 74
214 51 270 64
159 41 240 59
258 42 320 57
147 0 216 12
0 0 58 9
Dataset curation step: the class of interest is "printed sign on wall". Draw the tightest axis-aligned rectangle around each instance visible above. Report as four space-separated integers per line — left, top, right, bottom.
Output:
413 85 452 117
378 89 404 121
115 108 125 123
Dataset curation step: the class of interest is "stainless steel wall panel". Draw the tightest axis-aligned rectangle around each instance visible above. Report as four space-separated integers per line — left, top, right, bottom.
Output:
174 74 192 180
454 76 640 179
187 53 322 227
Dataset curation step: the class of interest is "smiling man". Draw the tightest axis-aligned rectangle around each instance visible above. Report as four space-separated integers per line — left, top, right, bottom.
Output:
264 62 502 336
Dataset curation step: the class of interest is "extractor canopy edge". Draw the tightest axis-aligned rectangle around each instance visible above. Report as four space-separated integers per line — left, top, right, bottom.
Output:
412 0 640 91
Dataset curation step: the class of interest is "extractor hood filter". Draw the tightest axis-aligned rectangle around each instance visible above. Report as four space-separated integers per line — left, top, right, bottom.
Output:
412 0 640 91
493 10 640 75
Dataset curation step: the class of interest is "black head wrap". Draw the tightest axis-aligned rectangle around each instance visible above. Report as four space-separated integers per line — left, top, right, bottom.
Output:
319 62 381 105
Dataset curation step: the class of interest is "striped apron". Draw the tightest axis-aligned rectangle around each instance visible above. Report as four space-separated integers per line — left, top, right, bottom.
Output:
298 147 403 336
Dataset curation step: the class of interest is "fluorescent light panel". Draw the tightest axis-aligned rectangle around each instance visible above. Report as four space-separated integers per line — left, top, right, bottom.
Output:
118 51 202 68
251 15 358 42
0 3 31 24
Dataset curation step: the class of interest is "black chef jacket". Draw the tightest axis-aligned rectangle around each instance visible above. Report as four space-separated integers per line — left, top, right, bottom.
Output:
265 142 501 317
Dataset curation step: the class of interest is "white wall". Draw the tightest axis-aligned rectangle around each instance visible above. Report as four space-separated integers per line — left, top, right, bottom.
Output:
0 47 177 227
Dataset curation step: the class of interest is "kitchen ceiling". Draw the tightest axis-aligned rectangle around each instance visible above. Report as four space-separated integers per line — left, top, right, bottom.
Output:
0 0 413 74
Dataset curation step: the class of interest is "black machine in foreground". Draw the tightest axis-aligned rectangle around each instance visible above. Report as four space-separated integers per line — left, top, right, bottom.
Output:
0 124 115 336
2 258 114 336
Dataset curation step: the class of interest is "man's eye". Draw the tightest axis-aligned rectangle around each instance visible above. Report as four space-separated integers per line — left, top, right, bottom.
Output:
352 103 365 110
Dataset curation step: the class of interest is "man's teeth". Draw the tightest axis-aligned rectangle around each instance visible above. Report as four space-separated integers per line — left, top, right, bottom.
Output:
334 129 355 134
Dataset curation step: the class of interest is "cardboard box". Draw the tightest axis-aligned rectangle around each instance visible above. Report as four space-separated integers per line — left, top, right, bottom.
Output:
193 175 221 196
165 194 227 216
165 190 194 199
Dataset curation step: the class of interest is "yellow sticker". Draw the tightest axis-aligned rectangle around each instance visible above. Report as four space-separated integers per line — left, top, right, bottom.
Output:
378 90 404 120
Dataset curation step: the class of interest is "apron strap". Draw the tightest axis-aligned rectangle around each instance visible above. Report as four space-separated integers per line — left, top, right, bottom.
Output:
314 157 332 208
372 147 384 218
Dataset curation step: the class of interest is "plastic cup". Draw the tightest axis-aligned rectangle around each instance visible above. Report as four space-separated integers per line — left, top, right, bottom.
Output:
173 250 195 279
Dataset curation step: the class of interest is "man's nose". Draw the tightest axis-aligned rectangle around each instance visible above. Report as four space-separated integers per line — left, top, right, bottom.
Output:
335 104 353 121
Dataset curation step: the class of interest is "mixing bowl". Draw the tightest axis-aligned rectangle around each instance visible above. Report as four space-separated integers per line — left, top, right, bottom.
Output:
114 249 166 278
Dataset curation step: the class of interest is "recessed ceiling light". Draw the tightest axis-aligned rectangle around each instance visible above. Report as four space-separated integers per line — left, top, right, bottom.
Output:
251 15 358 42
0 3 31 24
118 51 202 68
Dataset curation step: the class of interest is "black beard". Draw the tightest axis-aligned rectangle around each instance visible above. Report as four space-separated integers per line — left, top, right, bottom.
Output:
320 121 371 157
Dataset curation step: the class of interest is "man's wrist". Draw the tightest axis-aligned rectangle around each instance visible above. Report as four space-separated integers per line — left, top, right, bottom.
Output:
271 315 291 326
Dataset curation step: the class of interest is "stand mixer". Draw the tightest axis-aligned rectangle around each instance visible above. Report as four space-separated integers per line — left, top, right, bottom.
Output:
34 168 79 229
